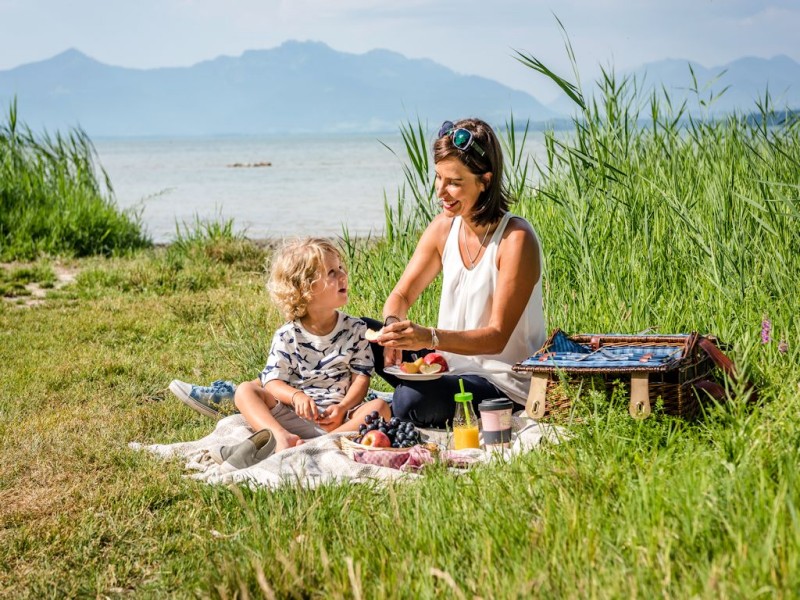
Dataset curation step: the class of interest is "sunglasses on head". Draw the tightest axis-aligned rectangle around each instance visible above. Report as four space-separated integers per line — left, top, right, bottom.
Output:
438 121 486 157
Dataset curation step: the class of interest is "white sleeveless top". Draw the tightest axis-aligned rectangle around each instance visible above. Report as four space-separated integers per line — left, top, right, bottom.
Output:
438 213 545 405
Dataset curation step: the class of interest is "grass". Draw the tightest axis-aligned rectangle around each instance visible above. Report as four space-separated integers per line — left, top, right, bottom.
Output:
0 262 56 297
2 66 800 597
0 99 151 260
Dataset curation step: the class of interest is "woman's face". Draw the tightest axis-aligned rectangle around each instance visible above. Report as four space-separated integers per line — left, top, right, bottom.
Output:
434 157 490 220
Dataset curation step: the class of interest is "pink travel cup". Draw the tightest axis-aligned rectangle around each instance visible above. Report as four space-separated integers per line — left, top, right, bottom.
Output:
478 398 513 449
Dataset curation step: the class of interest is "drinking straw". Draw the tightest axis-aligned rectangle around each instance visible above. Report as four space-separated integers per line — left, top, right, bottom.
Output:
458 378 472 428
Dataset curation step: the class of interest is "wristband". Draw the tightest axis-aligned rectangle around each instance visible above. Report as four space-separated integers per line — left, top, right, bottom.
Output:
430 327 439 349
290 390 303 407
383 315 401 326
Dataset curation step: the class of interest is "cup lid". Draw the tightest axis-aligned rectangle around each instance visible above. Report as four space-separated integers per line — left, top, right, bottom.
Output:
455 378 472 403
478 398 513 411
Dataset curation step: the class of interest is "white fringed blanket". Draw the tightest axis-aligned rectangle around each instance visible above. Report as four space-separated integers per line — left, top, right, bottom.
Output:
130 413 564 490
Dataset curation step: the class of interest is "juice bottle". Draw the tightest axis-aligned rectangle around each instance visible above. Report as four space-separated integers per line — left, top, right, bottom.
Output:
453 379 480 450
453 423 480 449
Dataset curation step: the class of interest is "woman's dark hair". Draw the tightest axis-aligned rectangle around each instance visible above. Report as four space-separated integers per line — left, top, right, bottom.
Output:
433 117 509 226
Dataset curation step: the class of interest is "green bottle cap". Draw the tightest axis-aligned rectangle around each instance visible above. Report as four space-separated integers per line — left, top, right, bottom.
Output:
454 391 473 403
455 378 472 403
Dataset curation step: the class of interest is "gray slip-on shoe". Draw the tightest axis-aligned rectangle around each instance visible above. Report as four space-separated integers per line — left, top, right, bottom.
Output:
209 429 276 472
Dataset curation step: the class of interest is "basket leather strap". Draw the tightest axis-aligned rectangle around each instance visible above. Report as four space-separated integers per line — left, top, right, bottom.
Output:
698 337 736 377
696 336 758 403
526 373 549 419
629 373 651 418
693 379 727 401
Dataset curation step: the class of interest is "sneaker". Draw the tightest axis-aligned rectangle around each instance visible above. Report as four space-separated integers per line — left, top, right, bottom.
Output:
366 389 393 403
210 428 276 472
169 379 238 418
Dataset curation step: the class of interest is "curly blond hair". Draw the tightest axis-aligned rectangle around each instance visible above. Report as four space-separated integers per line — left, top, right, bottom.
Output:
267 237 344 321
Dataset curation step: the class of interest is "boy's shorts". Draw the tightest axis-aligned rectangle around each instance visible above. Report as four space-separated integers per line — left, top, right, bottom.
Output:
270 401 368 439
271 402 327 438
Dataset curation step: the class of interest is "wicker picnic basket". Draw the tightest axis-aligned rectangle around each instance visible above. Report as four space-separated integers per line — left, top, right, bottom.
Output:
513 329 754 420
337 434 439 460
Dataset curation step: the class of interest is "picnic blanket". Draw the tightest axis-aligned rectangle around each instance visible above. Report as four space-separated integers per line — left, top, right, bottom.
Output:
129 413 564 490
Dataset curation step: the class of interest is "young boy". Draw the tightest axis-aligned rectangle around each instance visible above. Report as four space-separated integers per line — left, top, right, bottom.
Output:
225 237 390 460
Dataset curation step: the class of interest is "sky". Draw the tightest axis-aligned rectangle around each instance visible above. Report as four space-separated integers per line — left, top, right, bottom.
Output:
1 0 798 103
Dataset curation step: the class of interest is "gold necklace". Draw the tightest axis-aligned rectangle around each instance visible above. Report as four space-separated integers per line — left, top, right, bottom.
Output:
461 219 492 268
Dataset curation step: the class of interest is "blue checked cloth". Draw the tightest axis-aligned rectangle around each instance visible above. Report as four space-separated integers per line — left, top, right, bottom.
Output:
520 331 686 370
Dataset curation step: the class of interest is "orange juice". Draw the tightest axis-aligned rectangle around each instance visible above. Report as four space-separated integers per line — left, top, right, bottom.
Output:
453 425 480 449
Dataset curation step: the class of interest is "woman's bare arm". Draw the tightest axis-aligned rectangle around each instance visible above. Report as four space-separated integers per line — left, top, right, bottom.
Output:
380 217 540 356
381 214 450 321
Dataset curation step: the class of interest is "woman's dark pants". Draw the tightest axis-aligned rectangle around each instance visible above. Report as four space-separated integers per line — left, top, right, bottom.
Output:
362 317 507 429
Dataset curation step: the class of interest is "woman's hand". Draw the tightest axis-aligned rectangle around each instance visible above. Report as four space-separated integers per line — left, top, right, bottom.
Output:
379 319 432 352
383 346 402 368
317 404 346 430
292 392 319 421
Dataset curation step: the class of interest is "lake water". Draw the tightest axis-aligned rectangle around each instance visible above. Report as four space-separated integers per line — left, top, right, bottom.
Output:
94 132 545 243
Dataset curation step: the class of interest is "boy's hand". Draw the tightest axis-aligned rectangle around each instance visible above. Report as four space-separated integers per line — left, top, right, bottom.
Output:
318 404 346 430
292 393 320 421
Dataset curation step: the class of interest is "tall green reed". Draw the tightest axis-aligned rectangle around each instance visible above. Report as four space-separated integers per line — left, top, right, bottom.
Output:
0 99 150 259
342 119 442 320
512 55 799 384
343 51 798 394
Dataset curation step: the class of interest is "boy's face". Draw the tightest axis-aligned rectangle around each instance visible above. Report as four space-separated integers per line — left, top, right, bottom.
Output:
307 251 348 313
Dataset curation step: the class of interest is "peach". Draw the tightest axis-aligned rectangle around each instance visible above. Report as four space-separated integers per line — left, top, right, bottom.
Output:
400 357 424 374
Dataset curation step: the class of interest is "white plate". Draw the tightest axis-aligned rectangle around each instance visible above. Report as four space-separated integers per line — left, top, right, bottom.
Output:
385 365 445 381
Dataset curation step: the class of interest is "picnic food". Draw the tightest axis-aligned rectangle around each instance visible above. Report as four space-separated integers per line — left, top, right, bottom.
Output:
361 430 391 447
453 424 480 449
400 357 424 374
398 353 448 375
356 411 423 448
424 352 448 369
419 352 448 374
453 379 480 449
364 328 383 342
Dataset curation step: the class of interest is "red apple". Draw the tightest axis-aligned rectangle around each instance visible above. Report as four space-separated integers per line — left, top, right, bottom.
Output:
361 430 391 448
423 352 448 372
419 363 442 374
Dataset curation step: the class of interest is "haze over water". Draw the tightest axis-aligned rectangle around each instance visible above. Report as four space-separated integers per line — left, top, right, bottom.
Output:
95 133 408 243
95 132 546 244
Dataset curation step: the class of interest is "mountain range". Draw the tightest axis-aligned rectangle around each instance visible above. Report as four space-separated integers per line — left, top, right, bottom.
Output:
0 42 555 136
1 41 797 136
548 54 800 117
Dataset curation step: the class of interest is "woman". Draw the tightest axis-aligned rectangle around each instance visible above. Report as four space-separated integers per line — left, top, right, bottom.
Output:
170 118 545 428
365 117 545 427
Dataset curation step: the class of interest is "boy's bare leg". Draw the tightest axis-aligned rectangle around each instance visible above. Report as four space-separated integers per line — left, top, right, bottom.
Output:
330 399 392 433
234 380 301 453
